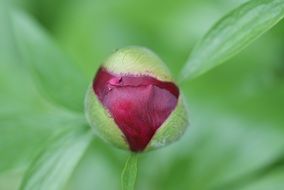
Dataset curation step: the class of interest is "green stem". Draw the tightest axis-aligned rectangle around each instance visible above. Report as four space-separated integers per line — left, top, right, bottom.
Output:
121 153 138 190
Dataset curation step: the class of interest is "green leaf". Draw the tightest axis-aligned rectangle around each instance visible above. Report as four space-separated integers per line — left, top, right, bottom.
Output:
121 154 138 190
0 113 77 172
180 0 284 81
20 126 93 190
0 1 18 66
0 2 86 173
11 10 89 112
240 166 284 190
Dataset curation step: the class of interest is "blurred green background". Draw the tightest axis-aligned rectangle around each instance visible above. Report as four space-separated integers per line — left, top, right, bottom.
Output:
1 0 284 189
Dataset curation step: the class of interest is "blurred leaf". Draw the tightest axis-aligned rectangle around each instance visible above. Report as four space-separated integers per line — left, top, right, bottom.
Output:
0 1 19 66
216 154 284 190
0 113 83 172
20 126 93 190
139 104 284 190
64 139 124 190
0 46 87 175
0 169 22 190
0 2 82 174
11 10 88 112
240 168 284 190
121 154 138 190
180 0 284 80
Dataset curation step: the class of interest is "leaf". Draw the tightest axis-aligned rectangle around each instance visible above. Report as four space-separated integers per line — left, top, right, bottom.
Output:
0 1 19 66
0 101 86 173
215 156 284 190
180 0 284 81
20 126 93 190
0 2 86 173
121 154 138 190
140 106 284 190
240 166 284 190
11 10 89 112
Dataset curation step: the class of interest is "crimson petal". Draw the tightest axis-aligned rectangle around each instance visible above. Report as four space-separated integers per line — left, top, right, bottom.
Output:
93 68 179 152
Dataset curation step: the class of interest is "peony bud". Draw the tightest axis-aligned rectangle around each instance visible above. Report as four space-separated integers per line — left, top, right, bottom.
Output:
85 47 189 152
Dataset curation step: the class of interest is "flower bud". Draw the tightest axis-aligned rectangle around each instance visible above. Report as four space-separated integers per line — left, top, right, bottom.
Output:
85 47 188 152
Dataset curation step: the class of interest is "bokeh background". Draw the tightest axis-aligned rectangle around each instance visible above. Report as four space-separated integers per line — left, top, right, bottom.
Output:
1 0 284 189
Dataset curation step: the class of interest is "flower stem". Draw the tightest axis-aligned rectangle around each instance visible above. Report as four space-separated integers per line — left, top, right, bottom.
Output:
121 153 138 190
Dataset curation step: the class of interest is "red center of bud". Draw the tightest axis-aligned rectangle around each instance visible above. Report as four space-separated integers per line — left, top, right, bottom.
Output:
93 67 179 152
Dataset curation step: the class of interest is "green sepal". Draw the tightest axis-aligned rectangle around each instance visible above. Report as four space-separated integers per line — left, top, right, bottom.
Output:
103 46 174 82
85 86 128 149
147 94 189 151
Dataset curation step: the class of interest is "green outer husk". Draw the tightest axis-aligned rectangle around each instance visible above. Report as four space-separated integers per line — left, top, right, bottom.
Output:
85 85 128 149
103 46 174 81
147 94 189 151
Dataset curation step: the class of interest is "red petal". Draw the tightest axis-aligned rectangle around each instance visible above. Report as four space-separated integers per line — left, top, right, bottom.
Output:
93 68 179 152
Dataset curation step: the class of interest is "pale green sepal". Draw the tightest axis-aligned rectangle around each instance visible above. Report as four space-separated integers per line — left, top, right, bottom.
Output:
103 46 174 81
147 95 189 150
85 86 128 149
